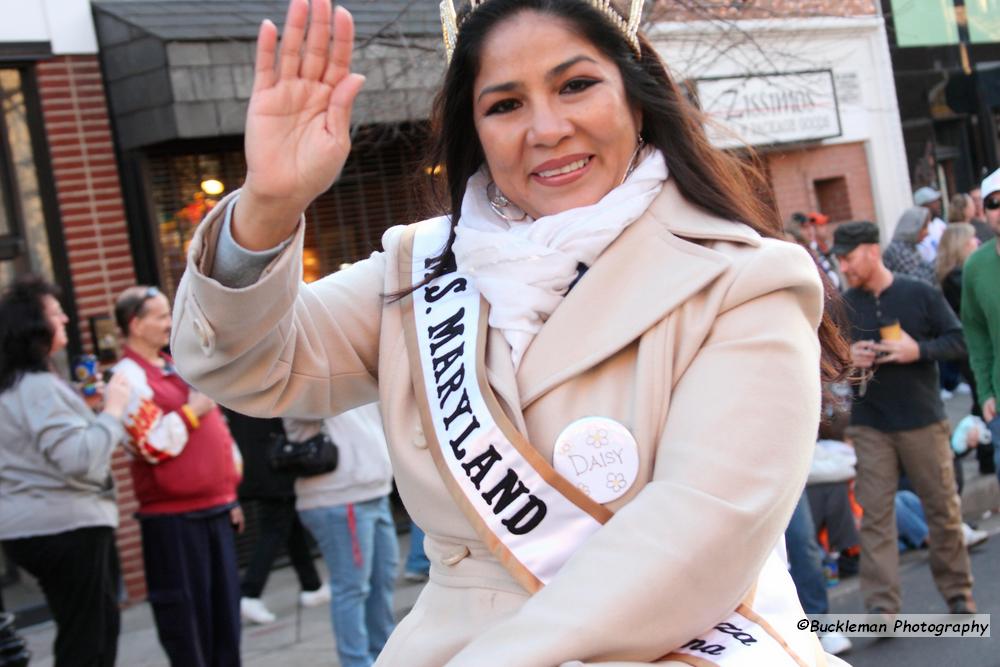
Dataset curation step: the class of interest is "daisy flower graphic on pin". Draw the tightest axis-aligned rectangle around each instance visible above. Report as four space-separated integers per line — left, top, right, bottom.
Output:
586 428 609 448
558 440 572 455
607 472 626 492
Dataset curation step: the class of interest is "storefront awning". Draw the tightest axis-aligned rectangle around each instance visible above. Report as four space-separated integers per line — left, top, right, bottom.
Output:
92 0 443 150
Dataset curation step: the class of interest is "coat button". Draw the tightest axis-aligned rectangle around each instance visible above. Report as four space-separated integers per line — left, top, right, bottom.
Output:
413 426 427 449
440 545 470 566
192 319 207 345
192 318 214 355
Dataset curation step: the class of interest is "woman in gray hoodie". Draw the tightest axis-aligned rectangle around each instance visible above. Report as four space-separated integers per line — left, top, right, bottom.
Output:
883 207 937 285
0 276 131 667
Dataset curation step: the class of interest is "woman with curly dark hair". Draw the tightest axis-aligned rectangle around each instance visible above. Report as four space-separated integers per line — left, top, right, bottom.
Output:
0 275 131 667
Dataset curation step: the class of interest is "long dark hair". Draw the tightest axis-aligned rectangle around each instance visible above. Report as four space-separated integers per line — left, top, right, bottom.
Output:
0 275 61 392
420 0 850 385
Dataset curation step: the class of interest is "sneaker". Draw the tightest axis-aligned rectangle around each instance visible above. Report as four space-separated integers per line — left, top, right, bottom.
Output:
299 583 331 608
819 631 852 656
962 523 989 549
866 607 897 638
948 595 977 614
955 382 972 395
940 388 954 401
240 597 276 624
403 570 429 583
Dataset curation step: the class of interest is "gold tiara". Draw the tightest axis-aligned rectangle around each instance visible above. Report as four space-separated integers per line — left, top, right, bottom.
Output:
440 0 644 63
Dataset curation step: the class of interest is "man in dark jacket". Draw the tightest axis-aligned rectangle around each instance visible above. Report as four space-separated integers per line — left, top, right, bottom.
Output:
833 222 976 616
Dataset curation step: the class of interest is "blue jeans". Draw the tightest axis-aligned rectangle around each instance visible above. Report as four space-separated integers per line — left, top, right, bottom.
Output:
895 490 928 552
784 492 829 615
939 360 961 391
989 416 1000 484
299 496 399 667
405 521 430 575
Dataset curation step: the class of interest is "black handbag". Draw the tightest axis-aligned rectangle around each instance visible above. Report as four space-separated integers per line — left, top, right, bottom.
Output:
267 431 339 477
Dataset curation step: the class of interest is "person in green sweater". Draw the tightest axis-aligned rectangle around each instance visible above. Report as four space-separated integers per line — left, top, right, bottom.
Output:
961 167 1000 481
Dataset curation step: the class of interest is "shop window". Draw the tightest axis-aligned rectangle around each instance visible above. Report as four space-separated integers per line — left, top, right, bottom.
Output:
148 151 245 298
888 0 959 47
147 124 429 298
968 0 1000 44
0 67 55 291
814 176 852 222
305 125 429 280
0 127 16 255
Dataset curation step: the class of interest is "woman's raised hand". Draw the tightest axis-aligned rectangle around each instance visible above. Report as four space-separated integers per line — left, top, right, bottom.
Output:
234 0 365 250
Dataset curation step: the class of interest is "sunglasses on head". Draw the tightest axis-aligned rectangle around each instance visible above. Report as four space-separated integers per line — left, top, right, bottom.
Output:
124 286 161 324
985 197 1000 211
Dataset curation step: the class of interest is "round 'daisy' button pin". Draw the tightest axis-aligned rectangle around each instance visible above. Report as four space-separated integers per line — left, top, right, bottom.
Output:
552 416 639 504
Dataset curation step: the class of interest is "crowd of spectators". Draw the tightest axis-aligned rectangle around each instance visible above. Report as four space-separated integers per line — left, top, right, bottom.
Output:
780 169 1000 657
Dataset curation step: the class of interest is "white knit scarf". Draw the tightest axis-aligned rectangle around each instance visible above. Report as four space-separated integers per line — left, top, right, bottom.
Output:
453 149 668 369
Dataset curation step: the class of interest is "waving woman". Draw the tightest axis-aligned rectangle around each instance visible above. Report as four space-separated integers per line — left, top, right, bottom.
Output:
171 1 850 665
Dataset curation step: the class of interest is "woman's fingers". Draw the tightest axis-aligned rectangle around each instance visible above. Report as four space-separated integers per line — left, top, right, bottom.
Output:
326 72 366 135
278 0 309 80
252 19 278 92
300 0 332 81
323 6 356 87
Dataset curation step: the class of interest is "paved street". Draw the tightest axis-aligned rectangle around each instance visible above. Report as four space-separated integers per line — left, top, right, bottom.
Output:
19 394 1000 666
827 390 1000 666
828 511 1000 666
20 531 427 667
22 491 998 667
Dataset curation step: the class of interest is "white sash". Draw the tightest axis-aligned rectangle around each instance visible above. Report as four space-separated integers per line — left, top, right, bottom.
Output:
401 217 611 591
399 219 823 666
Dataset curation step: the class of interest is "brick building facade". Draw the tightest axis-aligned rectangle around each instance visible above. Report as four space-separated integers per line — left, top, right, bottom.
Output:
653 0 879 21
35 53 146 602
653 0 911 233
0 0 147 622
767 143 877 226
37 55 136 349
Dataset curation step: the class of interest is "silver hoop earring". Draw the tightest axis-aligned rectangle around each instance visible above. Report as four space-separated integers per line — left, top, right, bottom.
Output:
487 180 528 222
621 135 645 184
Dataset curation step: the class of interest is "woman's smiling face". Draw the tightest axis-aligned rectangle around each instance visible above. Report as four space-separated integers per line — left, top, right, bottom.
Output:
43 295 69 356
472 11 641 220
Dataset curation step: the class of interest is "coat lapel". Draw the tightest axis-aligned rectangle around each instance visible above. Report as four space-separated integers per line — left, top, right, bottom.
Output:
484 326 529 434
516 181 761 408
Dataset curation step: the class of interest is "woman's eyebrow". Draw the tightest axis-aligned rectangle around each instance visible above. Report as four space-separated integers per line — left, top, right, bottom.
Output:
478 81 518 102
547 55 597 80
476 55 598 103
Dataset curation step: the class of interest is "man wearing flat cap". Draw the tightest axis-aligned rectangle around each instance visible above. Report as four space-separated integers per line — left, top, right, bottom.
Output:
833 221 976 616
962 168 1000 484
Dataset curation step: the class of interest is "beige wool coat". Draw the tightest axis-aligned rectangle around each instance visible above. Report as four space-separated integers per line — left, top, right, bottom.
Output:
171 180 825 667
